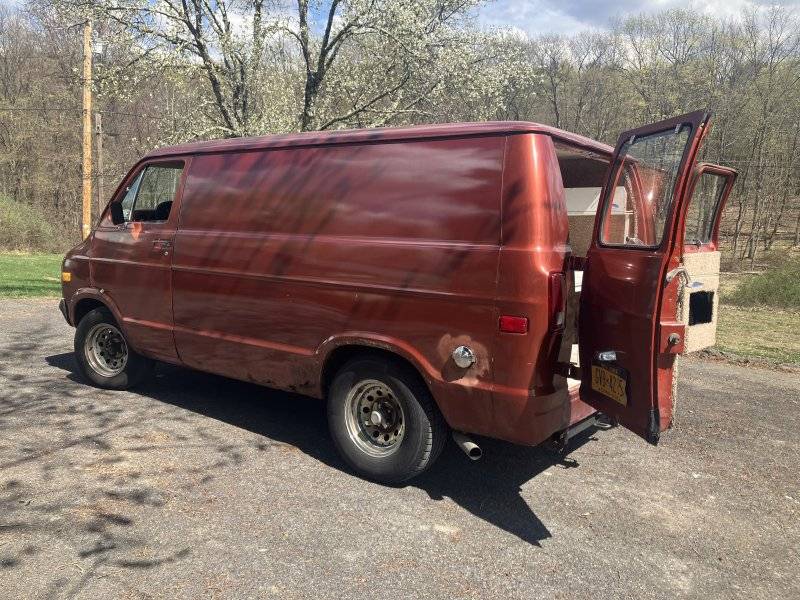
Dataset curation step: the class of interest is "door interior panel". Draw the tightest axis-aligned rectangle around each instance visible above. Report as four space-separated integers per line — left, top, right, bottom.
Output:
679 250 721 352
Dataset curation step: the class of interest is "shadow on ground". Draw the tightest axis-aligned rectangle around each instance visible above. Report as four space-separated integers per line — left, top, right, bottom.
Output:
44 351 597 547
0 320 600 597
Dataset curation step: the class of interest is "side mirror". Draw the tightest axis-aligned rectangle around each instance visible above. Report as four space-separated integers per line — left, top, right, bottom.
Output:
110 203 125 225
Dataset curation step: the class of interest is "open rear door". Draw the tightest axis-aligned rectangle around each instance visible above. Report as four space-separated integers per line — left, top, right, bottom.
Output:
578 110 711 444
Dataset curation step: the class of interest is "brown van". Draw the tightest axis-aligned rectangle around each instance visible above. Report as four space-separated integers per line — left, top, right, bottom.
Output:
60 112 736 483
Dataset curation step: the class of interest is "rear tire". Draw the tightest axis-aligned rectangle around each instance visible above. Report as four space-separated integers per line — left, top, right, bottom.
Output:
327 357 447 484
74 307 153 390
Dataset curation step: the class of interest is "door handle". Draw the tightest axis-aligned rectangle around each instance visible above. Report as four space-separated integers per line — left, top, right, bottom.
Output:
665 266 690 285
666 266 704 288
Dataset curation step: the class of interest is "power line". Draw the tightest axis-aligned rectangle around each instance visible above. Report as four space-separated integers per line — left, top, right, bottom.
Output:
0 106 161 119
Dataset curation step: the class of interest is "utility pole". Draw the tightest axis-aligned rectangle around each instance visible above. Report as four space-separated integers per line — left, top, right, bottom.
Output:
81 19 93 239
95 111 104 217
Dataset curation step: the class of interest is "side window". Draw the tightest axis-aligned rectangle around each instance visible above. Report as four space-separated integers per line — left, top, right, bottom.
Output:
123 162 184 222
119 171 143 221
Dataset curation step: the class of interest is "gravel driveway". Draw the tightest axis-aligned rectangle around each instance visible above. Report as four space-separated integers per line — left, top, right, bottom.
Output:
0 298 798 599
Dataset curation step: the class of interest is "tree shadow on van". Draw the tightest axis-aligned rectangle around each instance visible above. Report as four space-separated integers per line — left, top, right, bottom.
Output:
43 354 597 548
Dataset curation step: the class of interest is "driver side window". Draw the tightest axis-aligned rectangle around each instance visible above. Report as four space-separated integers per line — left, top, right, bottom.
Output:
119 162 184 222
119 171 142 221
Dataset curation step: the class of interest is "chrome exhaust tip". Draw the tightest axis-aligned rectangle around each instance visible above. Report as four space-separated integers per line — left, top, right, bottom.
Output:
452 431 482 460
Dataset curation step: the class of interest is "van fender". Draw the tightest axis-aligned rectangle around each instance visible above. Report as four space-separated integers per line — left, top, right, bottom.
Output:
68 288 138 351
314 332 440 394
314 333 496 434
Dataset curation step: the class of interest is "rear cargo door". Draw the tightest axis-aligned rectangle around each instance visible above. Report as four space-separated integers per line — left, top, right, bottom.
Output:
679 164 737 352
578 110 711 444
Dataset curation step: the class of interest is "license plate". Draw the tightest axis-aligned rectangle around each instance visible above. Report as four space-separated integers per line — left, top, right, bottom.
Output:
591 364 628 405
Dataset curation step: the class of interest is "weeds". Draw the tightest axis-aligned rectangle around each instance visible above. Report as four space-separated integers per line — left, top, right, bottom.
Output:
727 258 800 309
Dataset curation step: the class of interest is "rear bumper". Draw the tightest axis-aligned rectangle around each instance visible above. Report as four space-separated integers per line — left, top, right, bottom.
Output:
58 298 72 326
488 383 597 447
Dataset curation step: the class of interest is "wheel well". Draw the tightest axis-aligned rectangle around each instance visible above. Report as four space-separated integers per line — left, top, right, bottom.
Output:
73 298 107 325
321 345 431 398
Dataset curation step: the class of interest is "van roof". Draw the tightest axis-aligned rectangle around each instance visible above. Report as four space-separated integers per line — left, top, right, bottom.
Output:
144 121 614 159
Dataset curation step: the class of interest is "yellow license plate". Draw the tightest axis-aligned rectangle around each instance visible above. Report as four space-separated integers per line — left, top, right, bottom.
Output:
591 365 628 405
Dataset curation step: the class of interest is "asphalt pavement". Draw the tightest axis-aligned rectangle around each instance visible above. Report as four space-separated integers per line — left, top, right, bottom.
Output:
0 298 798 599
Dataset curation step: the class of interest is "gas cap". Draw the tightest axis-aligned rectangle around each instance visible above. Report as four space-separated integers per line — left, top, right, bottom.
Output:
452 345 476 369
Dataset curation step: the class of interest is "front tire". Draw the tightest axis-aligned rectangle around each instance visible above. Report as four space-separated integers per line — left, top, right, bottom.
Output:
327 357 447 484
74 307 153 390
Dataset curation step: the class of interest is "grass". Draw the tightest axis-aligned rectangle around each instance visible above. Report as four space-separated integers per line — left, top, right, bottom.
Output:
0 253 63 298
715 304 800 365
715 266 800 366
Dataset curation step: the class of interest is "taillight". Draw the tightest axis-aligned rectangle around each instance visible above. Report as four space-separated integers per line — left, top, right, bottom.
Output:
499 315 528 334
548 272 566 331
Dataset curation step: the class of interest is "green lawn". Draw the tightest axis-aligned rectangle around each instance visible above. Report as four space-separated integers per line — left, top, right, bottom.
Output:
716 304 800 365
716 271 800 366
0 253 63 297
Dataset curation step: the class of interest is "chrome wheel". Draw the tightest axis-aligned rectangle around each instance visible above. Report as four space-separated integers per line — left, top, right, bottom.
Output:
344 379 405 457
84 322 128 377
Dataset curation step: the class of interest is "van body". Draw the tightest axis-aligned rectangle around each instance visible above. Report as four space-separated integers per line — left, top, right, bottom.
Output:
60 113 736 482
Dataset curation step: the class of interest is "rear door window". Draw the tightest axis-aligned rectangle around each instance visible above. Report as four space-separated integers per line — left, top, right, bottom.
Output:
684 171 727 246
599 126 691 248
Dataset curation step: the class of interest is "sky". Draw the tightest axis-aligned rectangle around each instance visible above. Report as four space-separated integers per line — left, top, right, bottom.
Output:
0 0 797 36
478 0 800 35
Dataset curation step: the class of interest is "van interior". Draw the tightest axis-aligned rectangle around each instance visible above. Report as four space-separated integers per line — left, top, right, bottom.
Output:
555 142 613 260
554 141 613 390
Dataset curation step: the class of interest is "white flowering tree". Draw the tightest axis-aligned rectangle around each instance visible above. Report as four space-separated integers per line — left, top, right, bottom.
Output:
44 0 280 136
47 0 510 135
286 0 485 130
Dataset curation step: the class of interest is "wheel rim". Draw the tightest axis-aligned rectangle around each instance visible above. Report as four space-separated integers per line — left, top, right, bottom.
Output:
84 322 128 377
344 379 405 457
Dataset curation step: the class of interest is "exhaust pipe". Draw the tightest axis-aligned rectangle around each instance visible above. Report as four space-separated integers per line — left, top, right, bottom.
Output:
452 431 482 460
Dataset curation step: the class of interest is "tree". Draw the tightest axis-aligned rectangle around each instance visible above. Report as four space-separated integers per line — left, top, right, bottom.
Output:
3 2 799 263
42 0 278 137
47 0 487 134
